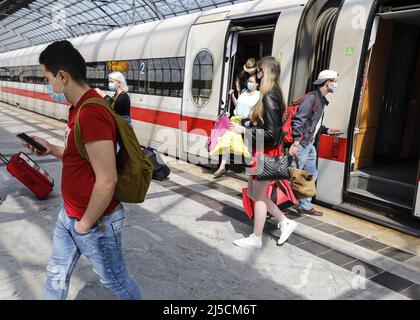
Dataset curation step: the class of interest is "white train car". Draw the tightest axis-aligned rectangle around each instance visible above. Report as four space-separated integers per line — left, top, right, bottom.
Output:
0 0 419 235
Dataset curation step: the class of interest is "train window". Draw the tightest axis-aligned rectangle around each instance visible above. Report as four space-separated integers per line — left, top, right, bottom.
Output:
139 60 147 93
153 59 164 96
0 65 48 84
169 57 185 98
21 66 34 84
124 57 185 98
127 60 140 93
192 50 213 107
33 65 46 84
12 67 20 82
86 62 106 90
0 67 10 81
107 61 138 93
162 59 171 97
147 59 157 96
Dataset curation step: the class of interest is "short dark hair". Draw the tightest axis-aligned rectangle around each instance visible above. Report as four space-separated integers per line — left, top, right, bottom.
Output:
39 40 87 83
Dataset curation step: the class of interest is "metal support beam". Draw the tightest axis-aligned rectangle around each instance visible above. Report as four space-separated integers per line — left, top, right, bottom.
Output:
90 0 121 28
27 1 77 38
0 41 8 52
144 0 164 20
0 25 34 47
133 0 136 25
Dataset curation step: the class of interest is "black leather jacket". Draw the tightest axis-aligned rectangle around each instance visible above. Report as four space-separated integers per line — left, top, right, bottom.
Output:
249 89 284 147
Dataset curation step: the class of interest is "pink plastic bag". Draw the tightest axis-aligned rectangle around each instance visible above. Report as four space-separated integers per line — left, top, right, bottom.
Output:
207 116 230 152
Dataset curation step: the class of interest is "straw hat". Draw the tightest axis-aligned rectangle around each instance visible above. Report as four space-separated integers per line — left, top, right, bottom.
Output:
243 58 257 74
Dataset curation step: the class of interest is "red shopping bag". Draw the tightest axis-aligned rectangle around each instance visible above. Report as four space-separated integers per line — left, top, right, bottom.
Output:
242 187 255 219
242 180 297 219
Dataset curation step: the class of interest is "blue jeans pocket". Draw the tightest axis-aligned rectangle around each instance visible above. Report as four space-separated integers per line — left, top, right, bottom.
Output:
73 220 99 237
110 218 124 247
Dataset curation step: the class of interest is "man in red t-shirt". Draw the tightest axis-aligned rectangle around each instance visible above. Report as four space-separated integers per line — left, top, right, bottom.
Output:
25 40 141 300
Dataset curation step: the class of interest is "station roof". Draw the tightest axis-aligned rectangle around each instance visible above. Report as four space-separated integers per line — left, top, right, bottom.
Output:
0 0 250 53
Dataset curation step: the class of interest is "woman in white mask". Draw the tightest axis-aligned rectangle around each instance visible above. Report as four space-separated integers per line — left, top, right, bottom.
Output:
213 75 260 178
95 71 131 124
108 71 131 124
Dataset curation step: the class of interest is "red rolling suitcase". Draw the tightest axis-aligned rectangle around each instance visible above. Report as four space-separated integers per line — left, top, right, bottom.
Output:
0 152 54 199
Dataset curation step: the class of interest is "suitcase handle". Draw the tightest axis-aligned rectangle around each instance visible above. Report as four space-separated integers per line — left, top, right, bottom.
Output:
0 153 9 165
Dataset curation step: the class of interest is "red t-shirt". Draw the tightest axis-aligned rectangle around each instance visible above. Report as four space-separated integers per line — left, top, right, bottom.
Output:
62 89 120 219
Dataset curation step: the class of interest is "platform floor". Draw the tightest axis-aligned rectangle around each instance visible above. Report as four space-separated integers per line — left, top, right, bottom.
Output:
0 102 419 300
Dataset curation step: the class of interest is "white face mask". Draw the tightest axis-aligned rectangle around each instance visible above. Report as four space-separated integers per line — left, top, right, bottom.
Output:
329 82 338 94
247 82 256 91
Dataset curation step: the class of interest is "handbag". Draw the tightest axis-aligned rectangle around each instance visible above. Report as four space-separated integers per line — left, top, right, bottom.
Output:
288 157 317 199
289 167 316 199
255 154 292 181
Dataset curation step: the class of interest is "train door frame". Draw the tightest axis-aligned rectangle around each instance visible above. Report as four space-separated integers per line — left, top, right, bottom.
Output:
219 31 238 117
215 16 278 171
180 16 231 164
315 0 377 208
220 12 281 116
271 5 306 105
220 24 278 115
288 0 343 103
344 2 420 221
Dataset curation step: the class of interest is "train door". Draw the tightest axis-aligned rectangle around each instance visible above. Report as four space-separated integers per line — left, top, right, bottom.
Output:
288 0 342 204
180 16 230 163
288 0 342 102
223 13 279 113
217 14 280 171
347 3 420 229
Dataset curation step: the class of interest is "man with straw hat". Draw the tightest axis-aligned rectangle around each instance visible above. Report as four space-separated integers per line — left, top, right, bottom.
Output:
234 58 257 98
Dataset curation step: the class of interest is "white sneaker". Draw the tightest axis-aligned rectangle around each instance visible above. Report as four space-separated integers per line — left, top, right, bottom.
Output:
277 219 297 246
233 234 262 248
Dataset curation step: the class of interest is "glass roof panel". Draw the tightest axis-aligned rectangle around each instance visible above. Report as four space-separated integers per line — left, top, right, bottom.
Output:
0 0 250 54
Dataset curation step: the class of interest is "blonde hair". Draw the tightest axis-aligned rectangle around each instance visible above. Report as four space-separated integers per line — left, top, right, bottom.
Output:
249 56 285 125
109 71 128 92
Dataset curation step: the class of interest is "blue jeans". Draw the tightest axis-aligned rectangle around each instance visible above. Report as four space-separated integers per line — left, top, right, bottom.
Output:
296 143 317 210
43 204 142 300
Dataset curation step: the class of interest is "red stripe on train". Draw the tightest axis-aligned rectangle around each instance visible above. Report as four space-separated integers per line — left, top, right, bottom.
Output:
0 85 214 136
0 86 70 106
131 108 214 136
1 85 349 154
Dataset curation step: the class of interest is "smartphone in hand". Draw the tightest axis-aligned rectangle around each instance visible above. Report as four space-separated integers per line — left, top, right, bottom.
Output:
16 133 47 154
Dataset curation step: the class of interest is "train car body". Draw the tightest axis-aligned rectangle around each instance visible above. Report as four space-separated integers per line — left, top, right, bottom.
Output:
1 0 419 235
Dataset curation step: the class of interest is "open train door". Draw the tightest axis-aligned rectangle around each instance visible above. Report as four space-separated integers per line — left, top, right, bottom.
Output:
414 160 420 219
180 14 231 164
342 3 420 234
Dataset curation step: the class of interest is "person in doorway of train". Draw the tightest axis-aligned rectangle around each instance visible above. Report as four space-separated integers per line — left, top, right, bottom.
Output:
288 69 343 217
26 40 142 300
234 57 257 99
97 71 132 125
230 56 297 248
213 74 260 178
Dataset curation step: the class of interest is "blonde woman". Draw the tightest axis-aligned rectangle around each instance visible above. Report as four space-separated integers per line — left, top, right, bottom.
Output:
108 71 131 124
214 74 260 178
230 56 297 248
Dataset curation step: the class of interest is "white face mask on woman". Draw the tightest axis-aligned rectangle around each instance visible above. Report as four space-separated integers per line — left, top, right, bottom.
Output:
247 82 256 91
